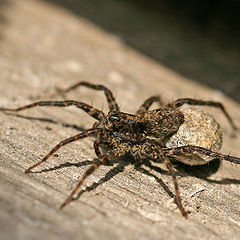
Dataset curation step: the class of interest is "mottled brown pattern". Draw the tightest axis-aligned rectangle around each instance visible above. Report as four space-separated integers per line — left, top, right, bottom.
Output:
1 81 239 218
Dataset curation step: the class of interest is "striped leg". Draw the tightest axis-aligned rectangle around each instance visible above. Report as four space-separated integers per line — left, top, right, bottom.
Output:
25 128 99 173
60 139 108 209
164 145 240 164
136 96 162 115
136 140 187 218
162 156 188 218
167 98 237 130
0 100 104 121
58 81 119 111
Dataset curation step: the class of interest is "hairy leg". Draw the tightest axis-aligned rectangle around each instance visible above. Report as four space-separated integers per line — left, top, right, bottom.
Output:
0 100 104 121
136 95 162 115
58 81 119 111
136 140 188 218
167 98 237 130
164 145 240 164
60 139 108 209
162 156 188 218
25 128 99 173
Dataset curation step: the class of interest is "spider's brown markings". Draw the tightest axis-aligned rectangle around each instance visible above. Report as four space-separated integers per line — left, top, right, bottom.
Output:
1 81 240 218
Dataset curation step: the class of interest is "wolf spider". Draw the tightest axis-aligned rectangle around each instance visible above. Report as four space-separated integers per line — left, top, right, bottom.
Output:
1 81 239 218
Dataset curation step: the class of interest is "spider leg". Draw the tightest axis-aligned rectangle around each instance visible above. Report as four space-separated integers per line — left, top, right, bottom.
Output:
57 81 119 111
164 145 240 164
60 139 108 209
136 141 188 218
167 98 237 130
0 100 104 121
136 95 162 115
25 128 99 173
162 156 188 218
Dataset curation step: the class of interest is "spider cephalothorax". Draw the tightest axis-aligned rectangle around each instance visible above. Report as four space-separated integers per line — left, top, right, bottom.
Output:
0 81 239 218
104 108 185 145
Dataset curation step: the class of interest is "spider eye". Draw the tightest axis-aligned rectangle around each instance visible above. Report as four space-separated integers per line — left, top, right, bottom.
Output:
109 112 120 122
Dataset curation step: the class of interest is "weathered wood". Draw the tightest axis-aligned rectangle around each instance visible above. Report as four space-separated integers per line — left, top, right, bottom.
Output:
0 1 240 239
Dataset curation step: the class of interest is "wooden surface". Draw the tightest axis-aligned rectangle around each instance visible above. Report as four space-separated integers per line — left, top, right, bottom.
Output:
0 1 240 239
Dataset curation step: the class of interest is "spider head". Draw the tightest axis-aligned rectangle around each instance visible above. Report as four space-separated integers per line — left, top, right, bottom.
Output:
105 111 144 134
142 108 184 143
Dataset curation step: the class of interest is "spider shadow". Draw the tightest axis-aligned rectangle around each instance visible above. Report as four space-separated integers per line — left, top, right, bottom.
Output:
31 152 175 202
3 112 84 132
172 158 240 185
28 154 240 205
135 162 175 198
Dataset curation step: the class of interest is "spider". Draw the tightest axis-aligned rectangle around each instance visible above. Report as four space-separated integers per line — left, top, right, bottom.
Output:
1 81 239 218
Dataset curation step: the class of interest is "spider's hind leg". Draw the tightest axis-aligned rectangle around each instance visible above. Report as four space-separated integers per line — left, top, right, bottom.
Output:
163 157 188 218
164 145 240 165
137 140 188 218
167 98 237 130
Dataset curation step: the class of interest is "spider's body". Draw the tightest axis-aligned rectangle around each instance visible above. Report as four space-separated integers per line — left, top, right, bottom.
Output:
98 108 184 159
0 81 239 218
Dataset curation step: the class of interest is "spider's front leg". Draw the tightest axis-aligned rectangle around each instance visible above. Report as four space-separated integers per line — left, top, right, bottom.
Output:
0 100 104 121
57 81 120 111
25 128 99 173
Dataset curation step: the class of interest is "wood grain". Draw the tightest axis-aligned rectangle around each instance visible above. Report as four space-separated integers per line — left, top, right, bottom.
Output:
0 1 240 239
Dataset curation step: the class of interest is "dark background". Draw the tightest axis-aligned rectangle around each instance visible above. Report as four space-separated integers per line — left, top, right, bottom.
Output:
2 0 240 101
42 0 240 102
